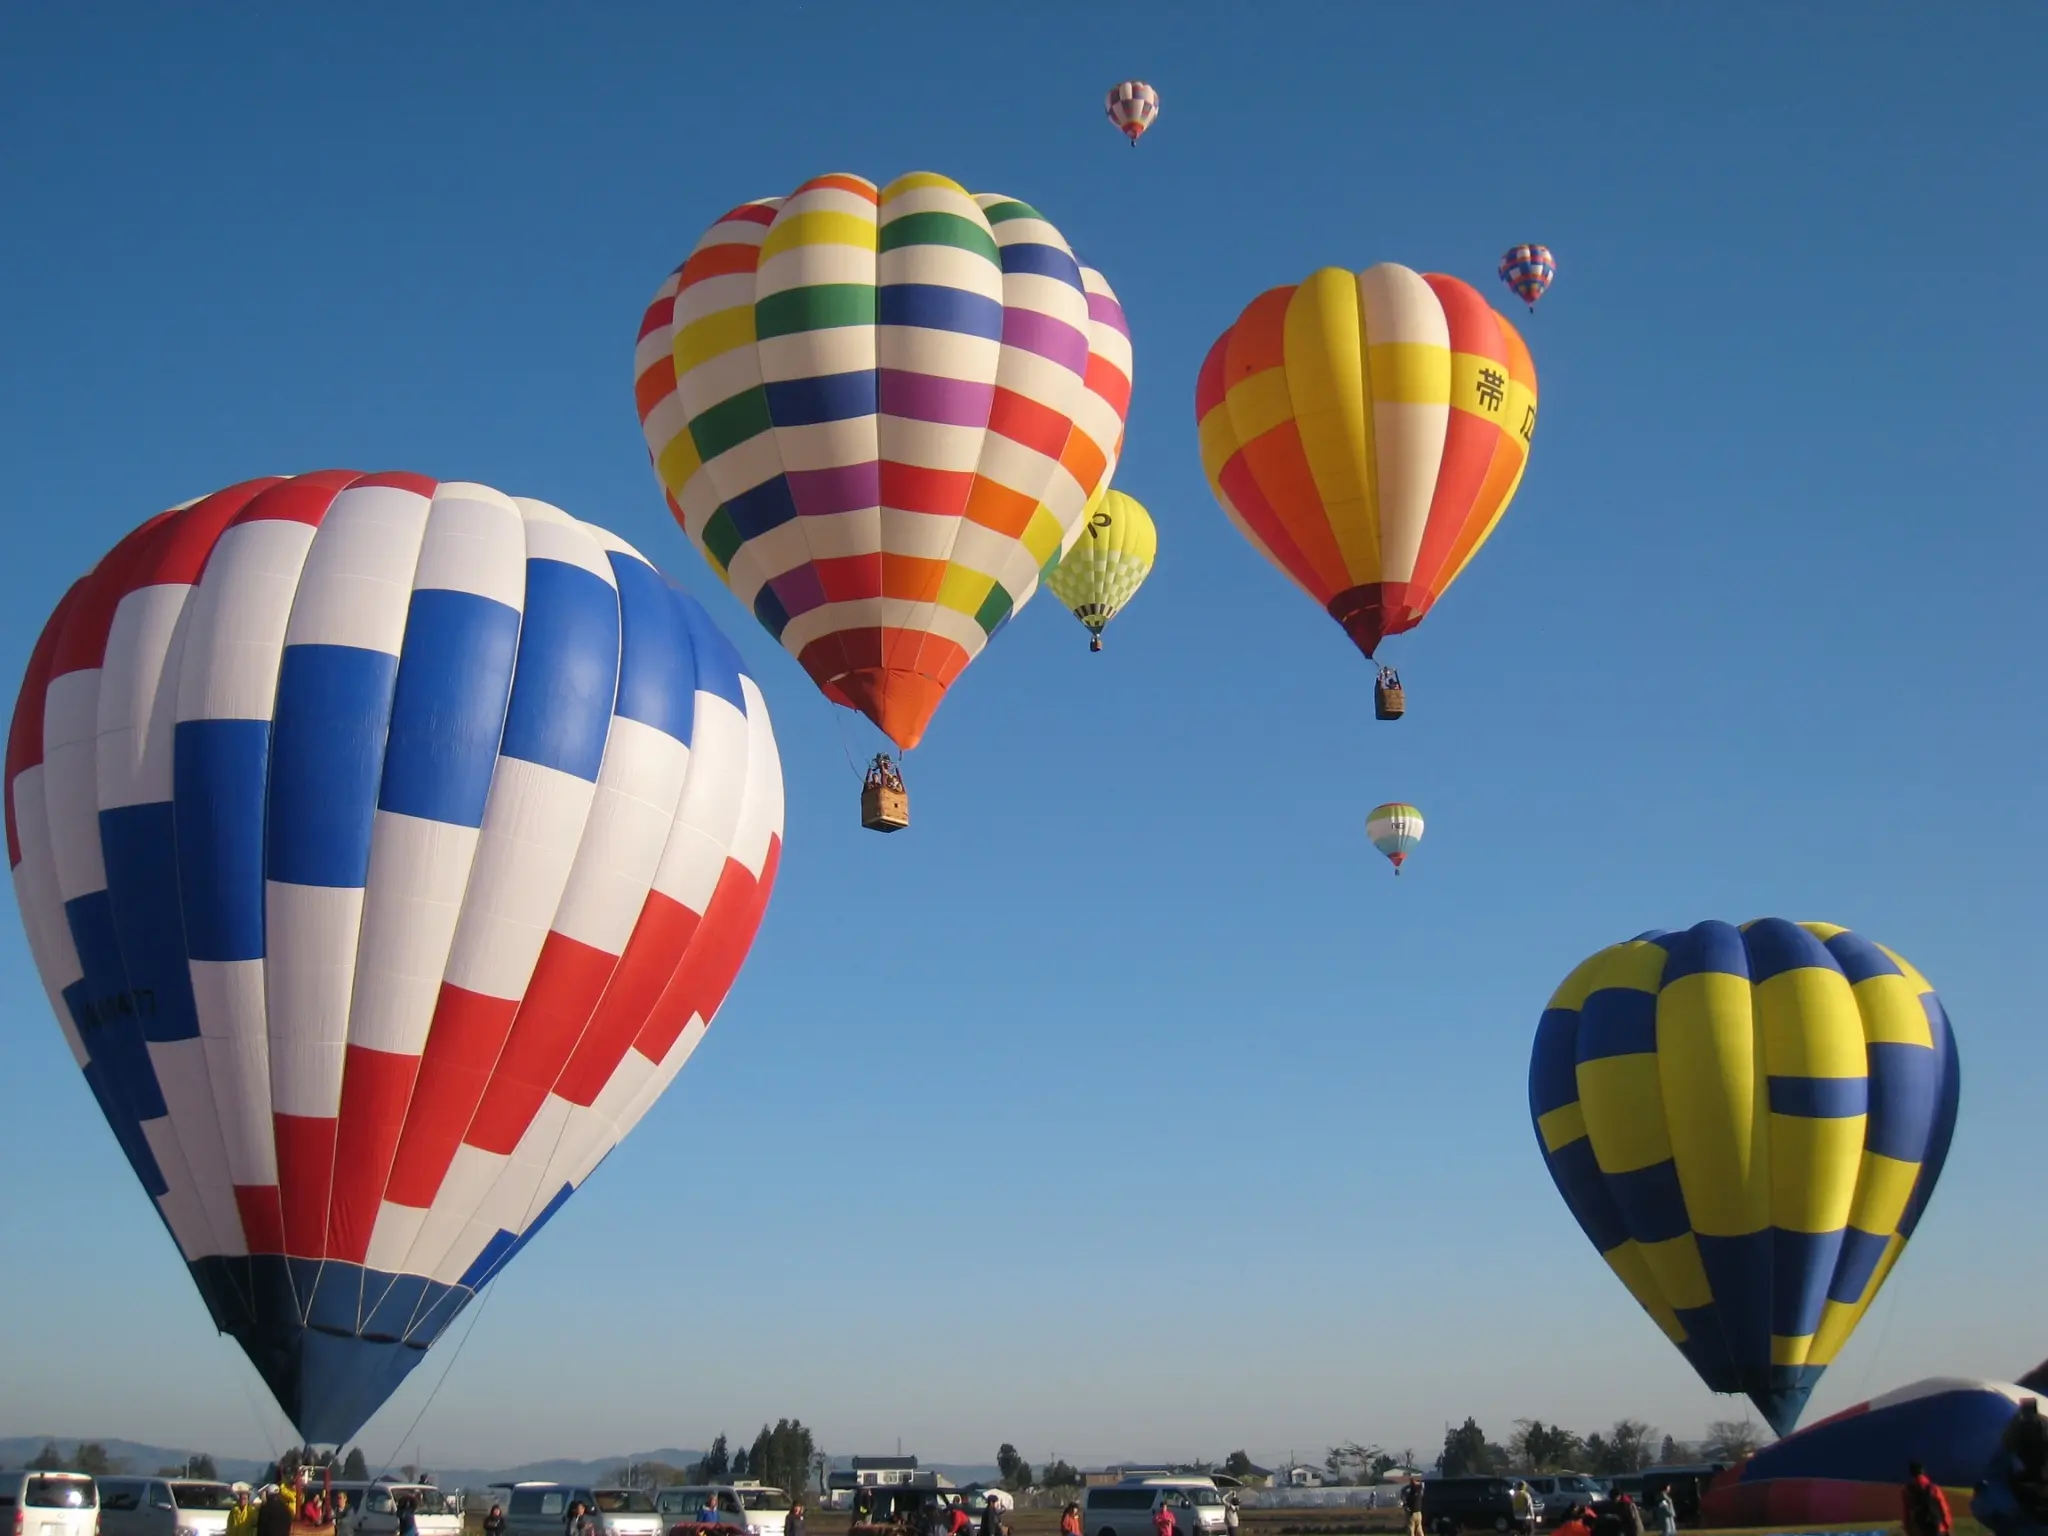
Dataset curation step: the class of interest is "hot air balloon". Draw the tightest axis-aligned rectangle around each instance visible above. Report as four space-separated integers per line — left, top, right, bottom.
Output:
1700 1377 2031 1529
1196 263 1536 718
6 473 784 1445
1044 487 1155 651
1105 80 1159 144
1528 919 1960 1439
637 173 1133 830
1365 802 1423 872
1499 244 1556 310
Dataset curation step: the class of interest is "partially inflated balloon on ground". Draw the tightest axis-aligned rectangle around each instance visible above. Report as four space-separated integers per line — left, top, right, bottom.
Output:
1528 919 1960 1438
6 473 784 1442
637 172 1133 752
1044 487 1155 650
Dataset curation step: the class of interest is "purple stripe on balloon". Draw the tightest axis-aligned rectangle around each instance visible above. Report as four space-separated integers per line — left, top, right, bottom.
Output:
1087 292 1130 338
787 462 881 518
1000 309 1089 374
878 369 995 427
765 561 828 620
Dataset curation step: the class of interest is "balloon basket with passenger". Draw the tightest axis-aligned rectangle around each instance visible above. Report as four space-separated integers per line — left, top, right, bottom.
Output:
861 753 910 833
1373 666 1405 720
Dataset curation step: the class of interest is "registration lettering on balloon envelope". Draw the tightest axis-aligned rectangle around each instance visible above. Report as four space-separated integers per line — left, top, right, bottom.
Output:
5 473 784 1444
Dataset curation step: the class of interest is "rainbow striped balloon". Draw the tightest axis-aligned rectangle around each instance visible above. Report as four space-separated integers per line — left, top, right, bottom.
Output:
637 172 1133 751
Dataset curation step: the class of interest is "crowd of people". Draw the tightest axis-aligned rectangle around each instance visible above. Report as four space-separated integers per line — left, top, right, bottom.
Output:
220 1484 425 1536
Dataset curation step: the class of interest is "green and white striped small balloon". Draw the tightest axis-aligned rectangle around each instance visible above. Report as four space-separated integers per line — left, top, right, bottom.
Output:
1366 802 1424 873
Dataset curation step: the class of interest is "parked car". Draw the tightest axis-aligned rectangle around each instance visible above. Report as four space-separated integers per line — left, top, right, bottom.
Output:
100 1478 238 1536
654 1488 750 1534
0 1472 100 1536
498 1484 655 1536
1083 1480 1230 1536
1521 1478 1605 1527
847 1485 975 1536
354 1485 464 1536
1420 1478 1542 1535
732 1486 794 1536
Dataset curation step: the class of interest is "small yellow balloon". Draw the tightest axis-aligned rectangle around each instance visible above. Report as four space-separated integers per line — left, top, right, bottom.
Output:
1044 488 1156 651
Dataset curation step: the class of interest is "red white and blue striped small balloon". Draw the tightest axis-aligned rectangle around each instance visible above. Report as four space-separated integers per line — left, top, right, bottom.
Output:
1499 244 1556 309
1105 80 1159 144
5 472 783 1445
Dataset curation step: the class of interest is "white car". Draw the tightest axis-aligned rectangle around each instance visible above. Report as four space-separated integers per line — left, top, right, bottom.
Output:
1083 1481 1228 1536
0 1472 99 1536
653 1487 755 1535
731 1486 794 1536
99 1478 238 1536
354 1485 463 1536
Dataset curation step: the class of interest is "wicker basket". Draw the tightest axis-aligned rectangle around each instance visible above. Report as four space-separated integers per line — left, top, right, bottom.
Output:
861 782 910 832
1374 678 1406 720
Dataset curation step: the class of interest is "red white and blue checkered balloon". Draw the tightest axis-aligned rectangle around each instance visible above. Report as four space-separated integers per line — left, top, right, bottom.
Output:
6 473 783 1443
1499 243 1556 308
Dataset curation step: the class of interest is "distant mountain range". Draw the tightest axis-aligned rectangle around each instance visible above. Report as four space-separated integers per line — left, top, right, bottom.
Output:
0 1440 274 1483
0 1440 1003 1492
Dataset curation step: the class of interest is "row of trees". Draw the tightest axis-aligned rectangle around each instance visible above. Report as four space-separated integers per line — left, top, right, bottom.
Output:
1438 1417 1767 1479
611 1421 819 1500
24 1442 382 1485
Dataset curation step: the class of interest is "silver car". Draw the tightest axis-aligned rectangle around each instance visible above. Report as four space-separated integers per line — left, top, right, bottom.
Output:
653 1487 751 1535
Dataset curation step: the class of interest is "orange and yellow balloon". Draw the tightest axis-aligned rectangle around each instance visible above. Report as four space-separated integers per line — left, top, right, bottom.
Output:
1195 263 1537 665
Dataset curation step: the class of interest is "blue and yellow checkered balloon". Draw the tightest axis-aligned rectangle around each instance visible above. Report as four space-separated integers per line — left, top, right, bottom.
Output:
1528 919 1960 1438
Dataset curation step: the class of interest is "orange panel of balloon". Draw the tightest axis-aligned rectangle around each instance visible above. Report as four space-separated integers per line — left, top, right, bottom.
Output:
636 172 1134 757
1195 263 1536 711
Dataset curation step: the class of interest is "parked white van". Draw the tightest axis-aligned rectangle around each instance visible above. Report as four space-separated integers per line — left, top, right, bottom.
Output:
733 1485 794 1536
498 1485 662 1536
651 1487 751 1534
1082 1480 1228 1536
99 1478 238 1536
354 1486 463 1536
0 1472 100 1536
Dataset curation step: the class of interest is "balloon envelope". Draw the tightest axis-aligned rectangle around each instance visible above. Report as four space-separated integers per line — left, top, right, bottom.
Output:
1528 919 1960 1438
1105 80 1159 142
637 172 1134 751
1364 802 1423 869
1043 488 1155 643
1196 263 1537 664
6 473 784 1443
1700 1377 2028 1529
1499 244 1556 306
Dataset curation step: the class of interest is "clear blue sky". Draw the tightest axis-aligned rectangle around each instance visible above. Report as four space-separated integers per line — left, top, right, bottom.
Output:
1 0 2044 1475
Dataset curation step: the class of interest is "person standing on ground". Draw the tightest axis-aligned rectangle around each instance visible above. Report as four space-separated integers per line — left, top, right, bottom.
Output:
227 1491 256 1536
1511 1483 1535 1536
788 1502 806 1536
1224 1495 1240 1536
482 1505 505 1536
1060 1506 1082 1536
1152 1501 1176 1536
1903 1463 1953 1536
1553 1506 1591 1536
397 1498 421 1536
980 1496 1003 1536
1615 1493 1643 1536
1401 1480 1424 1536
1651 1487 1675 1536
257 1491 293 1536
332 1492 353 1536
